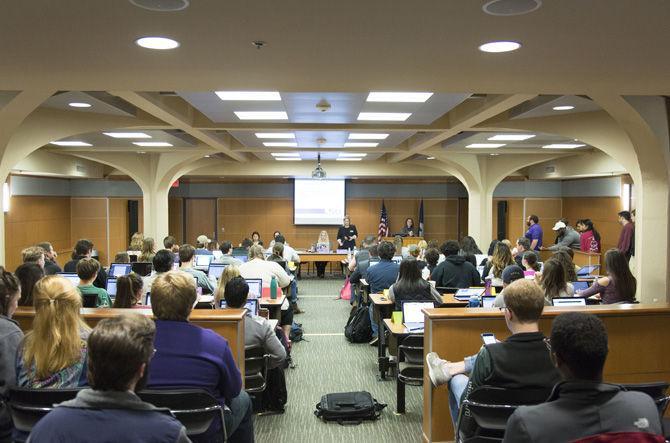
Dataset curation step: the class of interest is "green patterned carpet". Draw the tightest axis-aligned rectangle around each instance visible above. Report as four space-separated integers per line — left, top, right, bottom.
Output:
254 279 424 443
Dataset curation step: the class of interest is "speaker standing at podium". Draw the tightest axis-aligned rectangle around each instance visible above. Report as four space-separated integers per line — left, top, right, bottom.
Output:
400 218 415 237
337 216 358 250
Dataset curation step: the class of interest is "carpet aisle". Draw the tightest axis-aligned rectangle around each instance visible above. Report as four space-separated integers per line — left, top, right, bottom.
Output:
254 278 424 443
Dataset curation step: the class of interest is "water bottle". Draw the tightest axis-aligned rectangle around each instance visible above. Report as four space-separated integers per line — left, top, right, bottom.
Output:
468 295 480 308
270 276 277 300
347 248 352 261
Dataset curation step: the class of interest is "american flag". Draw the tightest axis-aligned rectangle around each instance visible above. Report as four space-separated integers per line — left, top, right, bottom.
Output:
378 201 389 241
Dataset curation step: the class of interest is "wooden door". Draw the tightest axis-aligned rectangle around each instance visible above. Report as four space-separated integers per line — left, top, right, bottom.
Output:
185 199 217 246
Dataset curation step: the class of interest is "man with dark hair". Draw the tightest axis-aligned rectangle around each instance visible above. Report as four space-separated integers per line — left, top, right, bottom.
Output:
426 279 561 436
524 215 543 251
424 248 440 273
224 277 286 368
163 235 179 253
513 237 531 267
28 314 189 442
36 242 61 275
141 249 176 295
617 210 635 261
215 241 243 266
430 240 481 288
348 236 376 305
76 258 112 307
178 245 215 294
64 239 107 289
366 241 400 345
504 312 662 442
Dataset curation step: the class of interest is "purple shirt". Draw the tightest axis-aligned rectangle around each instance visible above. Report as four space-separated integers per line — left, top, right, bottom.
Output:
148 320 242 406
525 223 543 250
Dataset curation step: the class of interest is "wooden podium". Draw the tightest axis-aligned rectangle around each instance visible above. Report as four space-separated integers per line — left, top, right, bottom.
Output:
382 236 423 247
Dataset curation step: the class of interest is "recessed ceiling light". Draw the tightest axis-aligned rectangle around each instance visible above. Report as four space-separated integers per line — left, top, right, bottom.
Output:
275 158 301 161
138 151 147 154
488 134 535 141
490 153 500 156
426 156 435 160
339 153 367 157
552 105 575 111
216 91 281 101
255 133 295 139
466 143 506 148
132 142 173 147
50 141 92 147
542 143 585 149
343 142 378 148
336 158 363 161
263 142 297 147
204 155 211 158
103 132 151 139
348 133 389 140
366 92 433 103
478 41 521 53
357 112 411 121
234 111 288 120
135 36 180 50
68 102 92 108
129 0 190 12
271 152 300 157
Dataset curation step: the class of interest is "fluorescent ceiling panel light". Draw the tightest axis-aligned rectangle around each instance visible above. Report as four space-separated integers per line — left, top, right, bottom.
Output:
357 112 411 121
426 156 435 160
68 102 91 108
103 132 151 139
336 158 363 161
542 143 585 149
488 134 535 141
263 142 297 147
255 133 295 139
50 141 92 147
348 133 389 140
132 142 173 147
478 41 521 53
271 152 300 157
216 91 281 101
466 143 506 148
135 36 180 50
343 142 378 148
552 105 574 111
366 92 433 103
338 153 367 157
234 111 288 120
275 158 301 161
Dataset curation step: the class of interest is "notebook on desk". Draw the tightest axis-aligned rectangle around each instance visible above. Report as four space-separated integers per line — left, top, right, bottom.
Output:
402 301 434 332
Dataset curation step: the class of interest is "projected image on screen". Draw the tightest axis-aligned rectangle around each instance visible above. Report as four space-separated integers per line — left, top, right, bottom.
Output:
294 179 345 225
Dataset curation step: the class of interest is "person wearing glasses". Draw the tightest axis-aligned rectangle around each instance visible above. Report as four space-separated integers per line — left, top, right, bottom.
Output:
426 279 560 438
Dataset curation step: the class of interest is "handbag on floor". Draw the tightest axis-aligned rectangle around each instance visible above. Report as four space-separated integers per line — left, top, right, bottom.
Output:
314 391 386 425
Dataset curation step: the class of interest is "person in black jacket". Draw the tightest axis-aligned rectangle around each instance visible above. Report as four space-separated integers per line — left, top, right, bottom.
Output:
430 240 481 288
63 239 107 289
36 242 62 275
336 216 358 250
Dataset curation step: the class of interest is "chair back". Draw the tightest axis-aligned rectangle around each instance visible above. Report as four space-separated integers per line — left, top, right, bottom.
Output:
398 334 424 365
81 292 98 308
622 382 670 415
245 346 269 393
8 387 82 433
136 388 223 436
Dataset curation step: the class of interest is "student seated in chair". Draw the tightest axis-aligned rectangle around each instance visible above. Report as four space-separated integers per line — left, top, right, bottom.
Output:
76 258 111 308
426 279 560 436
503 312 663 442
147 271 253 442
179 245 215 295
28 314 190 443
430 240 482 289
366 241 400 345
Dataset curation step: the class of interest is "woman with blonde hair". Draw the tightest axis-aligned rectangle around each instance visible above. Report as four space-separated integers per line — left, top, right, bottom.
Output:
315 230 331 278
215 265 241 306
17 275 90 388
138 237 156 263
129 232 144 252
485 242 515 287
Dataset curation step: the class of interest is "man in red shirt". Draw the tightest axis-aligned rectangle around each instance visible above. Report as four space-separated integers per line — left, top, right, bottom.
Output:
616 211 635 261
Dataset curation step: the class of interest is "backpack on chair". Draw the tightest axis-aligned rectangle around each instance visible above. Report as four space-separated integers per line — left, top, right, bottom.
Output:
344 305 372 343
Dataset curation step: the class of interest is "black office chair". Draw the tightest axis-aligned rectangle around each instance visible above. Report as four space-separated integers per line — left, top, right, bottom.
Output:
396 334 424 414
622 382 670 416
455 385 552 442
8 387 82 440
244 346 269 394
80 292 98 308
137 388 227 440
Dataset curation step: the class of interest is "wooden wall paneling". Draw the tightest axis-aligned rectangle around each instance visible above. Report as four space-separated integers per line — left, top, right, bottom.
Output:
168 197 184 245
523 198 562 245
458 198 468 240
185 198 216 246
70 198 108 265
562 197 622 253
108 198 131 263
4 196 71 271
507 199 525 243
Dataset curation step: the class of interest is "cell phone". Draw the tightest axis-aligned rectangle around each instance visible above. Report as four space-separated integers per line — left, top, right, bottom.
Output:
481 333 496 345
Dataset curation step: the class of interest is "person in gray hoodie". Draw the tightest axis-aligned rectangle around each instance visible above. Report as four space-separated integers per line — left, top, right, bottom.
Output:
0 267 22 443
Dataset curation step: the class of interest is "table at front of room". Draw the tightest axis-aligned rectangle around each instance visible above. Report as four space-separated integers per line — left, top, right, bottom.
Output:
421 303 670 442
297 252 348 276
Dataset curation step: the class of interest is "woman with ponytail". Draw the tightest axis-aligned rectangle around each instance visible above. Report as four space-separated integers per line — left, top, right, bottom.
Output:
112 273 145 308
16 275 90 388
0 267 22 441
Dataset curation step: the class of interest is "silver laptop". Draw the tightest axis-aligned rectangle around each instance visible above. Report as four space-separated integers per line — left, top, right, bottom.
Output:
245 278 263 299
57 273 80 287
552 298 586 307
402 301 434 332
208 263 228 280
194 254 213 270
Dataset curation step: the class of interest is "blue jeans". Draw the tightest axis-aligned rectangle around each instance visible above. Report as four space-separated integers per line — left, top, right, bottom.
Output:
224 391 254 443
369 303 378 337
448 374 469 426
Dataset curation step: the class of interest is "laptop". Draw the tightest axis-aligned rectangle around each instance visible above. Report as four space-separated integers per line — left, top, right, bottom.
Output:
208 263 228 280
245 278 263 299
131 262 153 277
109 263 132 278
474 254 487 267
571 281 591 292
316 244 329 253
402 301 435 332
552 297 586 307
194 254 213 270
454 288 486 301
577 265 600 276
391 256 403 265
233 255 248 263
172 262 180 271
481 295 496 308
57 273 80 287
212 250 223 261
220 298 259 315
106 278 117 298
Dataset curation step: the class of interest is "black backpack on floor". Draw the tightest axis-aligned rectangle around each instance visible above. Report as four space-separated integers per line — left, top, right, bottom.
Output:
314 391 386 425
344 305 372 343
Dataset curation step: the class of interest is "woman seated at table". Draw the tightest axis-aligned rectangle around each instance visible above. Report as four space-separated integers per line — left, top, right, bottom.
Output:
388 258 442 311
112 273 145 308
577 249 636 304
215 265 241 307
251 231 263 246
314 230 331 278
522 250 542 274
484 242 514 287
538 258 574 304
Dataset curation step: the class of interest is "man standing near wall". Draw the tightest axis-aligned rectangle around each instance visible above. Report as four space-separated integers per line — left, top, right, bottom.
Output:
524 215 543 251
617 210 635 262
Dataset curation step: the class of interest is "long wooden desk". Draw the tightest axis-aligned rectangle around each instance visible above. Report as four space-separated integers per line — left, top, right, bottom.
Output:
422 304 670 442
13 307 247 376
382 236 423 247
297 252 348 276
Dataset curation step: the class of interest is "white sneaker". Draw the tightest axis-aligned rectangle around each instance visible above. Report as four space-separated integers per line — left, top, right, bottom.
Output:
426 352 451 387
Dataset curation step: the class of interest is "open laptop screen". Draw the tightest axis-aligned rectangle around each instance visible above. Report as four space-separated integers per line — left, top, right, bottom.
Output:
106 278 117 297
552 298 586 307
131 262 153 277
245 279 263 299
195 255 213 268
577 265 600 276
481 295 496 308
402 301 434 325
233 255 248 263
454 288 485 300
571 281 591 292
57 273 80 287
109 263 132 278
208 263 228 280
220 298 259 315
